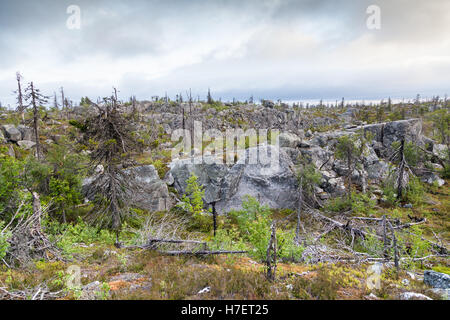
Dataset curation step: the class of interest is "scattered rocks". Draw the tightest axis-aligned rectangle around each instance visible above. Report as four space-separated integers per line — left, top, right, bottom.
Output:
399 292 432 300
80 281 105 300
424 173 445 187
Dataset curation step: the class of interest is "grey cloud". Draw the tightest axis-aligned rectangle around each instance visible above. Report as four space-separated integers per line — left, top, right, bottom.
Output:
0 0 449 106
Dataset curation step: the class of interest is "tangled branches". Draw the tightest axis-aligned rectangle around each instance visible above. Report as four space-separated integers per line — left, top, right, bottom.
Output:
299 205 448 266
3 192 62 267
0 284 64 300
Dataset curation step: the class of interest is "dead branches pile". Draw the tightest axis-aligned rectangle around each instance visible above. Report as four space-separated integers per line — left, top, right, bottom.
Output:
302 205 448 265
119 212 246 256
3 193 62 267
0 284 63 300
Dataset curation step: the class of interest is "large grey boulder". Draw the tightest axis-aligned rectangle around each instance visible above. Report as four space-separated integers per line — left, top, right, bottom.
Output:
299 146 333 170
279 132 301 148
17 140 36 150
433 144 448 159
169 156 229 204
83 165 174 212
366 160 389 181
424 270 450 289
216 145 298 213
127 165 175 212
169 145 299 213
17 125 34 141
1 125 21 142
359 119 424 153
281 147 302 165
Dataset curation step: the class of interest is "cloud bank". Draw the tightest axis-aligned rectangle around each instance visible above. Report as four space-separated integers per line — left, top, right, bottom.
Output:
0 0 449 106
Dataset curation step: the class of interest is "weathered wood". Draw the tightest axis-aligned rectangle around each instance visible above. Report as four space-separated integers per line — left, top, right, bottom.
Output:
266 223 277 281
307 207 378 240
161 250 247 256
147 238 206 245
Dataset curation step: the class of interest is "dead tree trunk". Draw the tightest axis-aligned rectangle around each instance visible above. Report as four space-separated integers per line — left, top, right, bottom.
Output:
212 202 217 237
30 82 42 161
388 222 400 276
346 149 352 200
60 87 65 119
15 72 25 123
382 215 389 259
266 223 277 281
396 139 406 200
295 176 303 245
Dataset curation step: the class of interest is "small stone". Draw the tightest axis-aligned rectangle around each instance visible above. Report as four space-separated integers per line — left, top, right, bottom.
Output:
197 286 211 294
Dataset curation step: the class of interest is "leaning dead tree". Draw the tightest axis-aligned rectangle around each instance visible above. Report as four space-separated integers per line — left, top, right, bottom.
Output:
3 193 62 267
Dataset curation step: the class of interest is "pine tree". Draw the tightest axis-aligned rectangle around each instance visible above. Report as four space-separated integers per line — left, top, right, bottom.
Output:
74 94 141 239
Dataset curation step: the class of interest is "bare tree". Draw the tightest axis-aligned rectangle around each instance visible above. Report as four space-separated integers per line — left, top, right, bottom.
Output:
24 82 48 160
53 92 59 110
207 88 213 104
14 72 26 122
60 87 66 119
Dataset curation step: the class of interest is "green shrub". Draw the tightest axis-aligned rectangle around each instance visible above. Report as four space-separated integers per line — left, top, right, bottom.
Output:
0 149 23 216
0 222 11 261
351 192 376 215
324 196 352 212
404 176 424 206
209 228 248 252
229 196 304 262
46 219 116 257
177 173 205 218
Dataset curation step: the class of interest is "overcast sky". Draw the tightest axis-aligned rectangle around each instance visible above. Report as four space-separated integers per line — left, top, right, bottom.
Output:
0 0 449 106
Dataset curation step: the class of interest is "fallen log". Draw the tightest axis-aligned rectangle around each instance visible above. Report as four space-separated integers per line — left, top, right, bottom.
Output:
116 238 207 249
306 207 379 240
162 250 247 256
117 239 247 256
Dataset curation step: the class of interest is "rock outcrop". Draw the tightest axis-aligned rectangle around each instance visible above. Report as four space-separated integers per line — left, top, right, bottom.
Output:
169 145 298 213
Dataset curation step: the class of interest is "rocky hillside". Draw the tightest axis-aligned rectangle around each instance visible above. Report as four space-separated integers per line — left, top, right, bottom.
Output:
0 100 448 300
